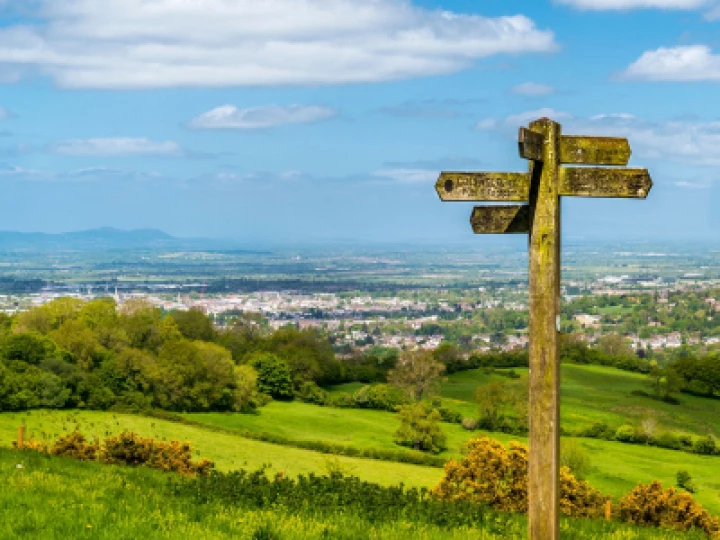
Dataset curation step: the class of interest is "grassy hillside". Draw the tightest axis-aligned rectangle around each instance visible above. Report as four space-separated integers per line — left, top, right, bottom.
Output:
439 364 720 437
0 409 442 489
0 447 703 539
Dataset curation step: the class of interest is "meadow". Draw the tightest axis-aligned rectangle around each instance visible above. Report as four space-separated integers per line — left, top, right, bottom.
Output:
0 447 707 539
438 364 720 437
1 362 719 535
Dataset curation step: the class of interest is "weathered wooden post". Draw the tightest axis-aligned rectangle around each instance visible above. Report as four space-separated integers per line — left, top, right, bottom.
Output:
435 117 651 539
17 425 24 449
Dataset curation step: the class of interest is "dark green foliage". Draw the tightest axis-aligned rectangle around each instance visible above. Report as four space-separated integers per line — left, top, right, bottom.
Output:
693 435 717 455
350 383 409 411
676 470 696 493
249 353 294 400
0 299 262 413
670 354 720 398
170 308 217 342
169 468 497 530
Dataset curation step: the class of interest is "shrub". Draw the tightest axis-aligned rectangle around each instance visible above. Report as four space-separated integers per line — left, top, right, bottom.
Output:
295 381 328 405
351 383 408 411
461 417 479 431
102 431 214 476
394 403 447 454
560 439 592 481
693 435 717 456
578 421 614 440
618 481 719 536
49 430 99 461
432 437 609 517
614 425 636 443
676 470 697 494
18 429 213 476
655 432 683 451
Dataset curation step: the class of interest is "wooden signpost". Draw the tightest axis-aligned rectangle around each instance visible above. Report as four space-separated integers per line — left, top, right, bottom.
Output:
435 118 652 540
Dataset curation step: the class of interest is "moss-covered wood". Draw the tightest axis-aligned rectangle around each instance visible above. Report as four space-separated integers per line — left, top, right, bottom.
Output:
560 135 631 166
435 172 529 201
527 117 561 540
470 205 530 234
559 167 652 198
518 127 544 161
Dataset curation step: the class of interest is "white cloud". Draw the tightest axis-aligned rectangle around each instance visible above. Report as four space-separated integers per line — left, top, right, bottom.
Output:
189 104 337 130
556 0 708 9
510 82 555 96
0 0 556 89
373 169 439 184
707 4 720 17
52 138 182 156
478 109 720 166
476 118 498 130
675 180 712 188
621 45 720 81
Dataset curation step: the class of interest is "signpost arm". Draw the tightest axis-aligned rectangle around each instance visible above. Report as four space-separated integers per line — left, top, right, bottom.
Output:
527 118 561 540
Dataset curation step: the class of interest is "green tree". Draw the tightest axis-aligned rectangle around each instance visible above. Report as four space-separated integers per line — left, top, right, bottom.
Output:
249 352 294 400
170 308 216 342
387 349 445 402
233 363 259 412
394 402 447 453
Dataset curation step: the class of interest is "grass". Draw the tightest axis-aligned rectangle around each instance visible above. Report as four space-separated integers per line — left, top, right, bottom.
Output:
2 363 720 518
0 409 443 489
0 447 707 539
182 404 720 515
439 364 720 437
185 401 474 458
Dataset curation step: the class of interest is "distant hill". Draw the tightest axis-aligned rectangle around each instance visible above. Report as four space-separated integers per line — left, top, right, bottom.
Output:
0 227 264 252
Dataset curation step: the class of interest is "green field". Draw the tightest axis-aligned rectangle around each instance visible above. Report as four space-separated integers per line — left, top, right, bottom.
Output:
438 364 720 437
0 447 702 539
0 410 442 488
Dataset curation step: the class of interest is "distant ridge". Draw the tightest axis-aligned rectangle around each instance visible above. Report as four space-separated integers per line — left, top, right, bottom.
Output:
0 227 267 252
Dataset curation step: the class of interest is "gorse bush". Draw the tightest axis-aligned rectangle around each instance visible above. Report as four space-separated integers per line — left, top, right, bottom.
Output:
18 430 213 476
49 430 99 461
432 437 609 518
618 481 719 537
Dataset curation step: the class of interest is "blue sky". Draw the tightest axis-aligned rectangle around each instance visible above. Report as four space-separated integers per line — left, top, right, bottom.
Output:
0 0 719 244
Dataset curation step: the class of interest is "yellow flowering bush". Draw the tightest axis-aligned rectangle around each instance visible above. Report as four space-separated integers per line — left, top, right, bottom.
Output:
17 430 213 476
618 481 720 537
432 437 609 518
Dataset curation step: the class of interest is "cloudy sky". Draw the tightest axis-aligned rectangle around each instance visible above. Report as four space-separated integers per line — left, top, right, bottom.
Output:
0 0 719 243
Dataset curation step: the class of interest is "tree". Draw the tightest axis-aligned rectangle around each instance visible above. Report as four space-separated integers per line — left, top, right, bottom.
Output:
170 308 216 342
233 364 259 412
474 377 528 431
646 362 680 400
596 333 634 357
432 342 463 373
248 352 294 400
387 348 445 402
394 402 447 453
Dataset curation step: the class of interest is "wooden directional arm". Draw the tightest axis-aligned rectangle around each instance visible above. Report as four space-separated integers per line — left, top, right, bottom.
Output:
560 136 631 166
435 172 529 201
519 128 632 166
470 205 530 234
559 167 652 198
